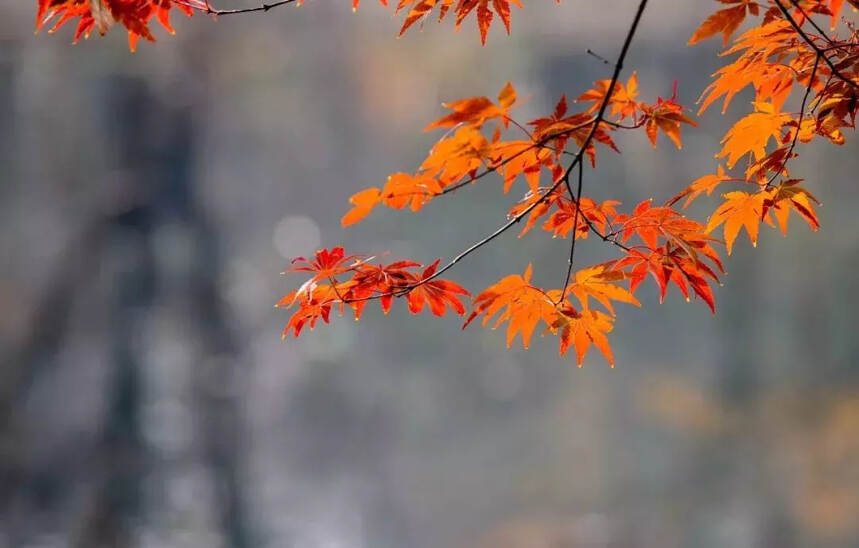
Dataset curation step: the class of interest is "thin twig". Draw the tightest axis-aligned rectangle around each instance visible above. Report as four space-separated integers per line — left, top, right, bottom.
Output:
820 42 859 53
199 0 300 16
338 0 651 306
765 51 821 188
439 117 612 195
788 0 836 47
587 48 613 66
774 0 859 89
558 162 585 302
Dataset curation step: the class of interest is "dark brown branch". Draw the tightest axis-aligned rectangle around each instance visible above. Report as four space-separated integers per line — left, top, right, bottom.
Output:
337 0 651 306
788 0 836 46
558 162 632 302
438 118 605 196
586 48 613 66
210 0 299 15
173 0 300 16
766 51 822 188
559 162 585 302
774 0 859 89
820 41 859 53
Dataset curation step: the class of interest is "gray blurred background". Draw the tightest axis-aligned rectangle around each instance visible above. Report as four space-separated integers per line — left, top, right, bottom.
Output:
1 1 859 547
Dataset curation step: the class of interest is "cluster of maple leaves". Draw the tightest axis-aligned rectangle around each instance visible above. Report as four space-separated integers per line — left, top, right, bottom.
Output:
35 0 205 50
291 77 724 366
37 0 858 365
35 0 529 50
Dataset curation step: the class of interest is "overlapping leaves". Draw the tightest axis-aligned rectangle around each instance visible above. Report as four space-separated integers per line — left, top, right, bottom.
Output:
35 0 858 365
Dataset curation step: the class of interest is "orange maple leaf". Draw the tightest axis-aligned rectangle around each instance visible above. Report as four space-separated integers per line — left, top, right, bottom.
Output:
614 245 721 313
706 190 768 254
639 83 698 149
342 188 383 227
541 197 620 240
688 1 758 46
613 200 718 252
396 0 525 44
491 141 554 193
716 102 791 168
552 306 615 367
286 246 364 299
425 82 517 131
405 260 471 316
463 264 558 349
707 179 822 254
559 263 641 315
421 126 492 184
668 165 733 208
277 284 339 338
35 0 202 50
464 264 621 366
576 73 641 121
761 179 821 235
341 172 444 226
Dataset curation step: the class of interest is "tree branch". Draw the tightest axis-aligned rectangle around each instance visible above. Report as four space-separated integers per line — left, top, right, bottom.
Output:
774 0 859 89
338 0 650 306
766 51 821 188
788 0 836 47
186 0 301 16
559 161 584 302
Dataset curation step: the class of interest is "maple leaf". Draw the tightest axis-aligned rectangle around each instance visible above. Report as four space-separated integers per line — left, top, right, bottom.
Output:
425 82 517 131
350 0 390 10
552 305 615 367
697 58 758 115
639 83 698 149
420 126 492 185
464 265 619 365
286 247 363 299
614 245 721 313
706 190 769 254
529 111 619 167
405 260 471 316
707 180 822 254
35 0 202 50
559 263 641 315
576 73 640 121
281 251 471 335
745 145 794 182
491 141 554 193
341 173 444 226
463 264 557 349
815 80 859 133
342 188 382 227
507 186 566 237
381 172 445 211
688 1 758 46
667 165 733 208
695 20 798 115
277 284 339 338
341 260 420 318
716 102 791 168
752 64 796 112
761 179 821 235
797 92 853 145
613 199 720 254
396 0 524 44
395 0 455 36
541 197 620 239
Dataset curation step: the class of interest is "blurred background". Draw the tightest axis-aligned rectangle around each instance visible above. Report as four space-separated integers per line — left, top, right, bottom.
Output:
1 1 859 546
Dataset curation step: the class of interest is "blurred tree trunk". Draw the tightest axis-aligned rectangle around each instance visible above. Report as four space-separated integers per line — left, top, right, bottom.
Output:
65 73 254 547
